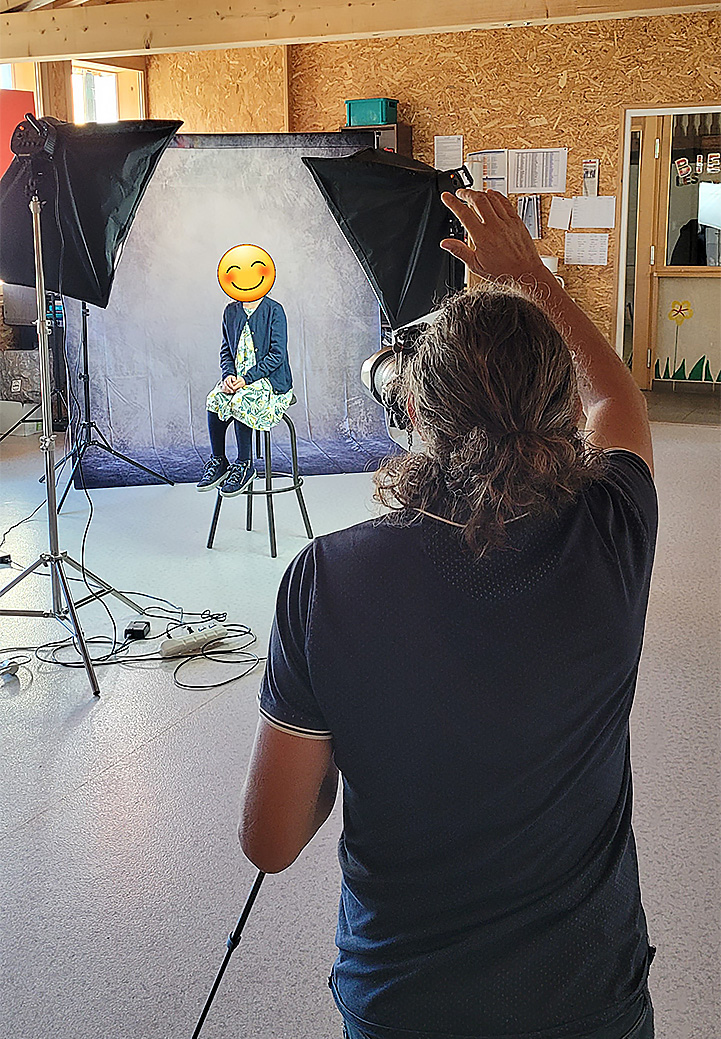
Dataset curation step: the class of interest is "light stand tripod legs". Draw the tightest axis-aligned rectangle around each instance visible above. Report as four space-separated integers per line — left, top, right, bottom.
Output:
0 555 54 616
55 442 86 513
53 302 174 514
0 193 103 698
54 558 100 697
61 554 145 614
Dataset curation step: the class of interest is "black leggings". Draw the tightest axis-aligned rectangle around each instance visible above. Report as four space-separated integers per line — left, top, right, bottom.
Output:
207 410 252 462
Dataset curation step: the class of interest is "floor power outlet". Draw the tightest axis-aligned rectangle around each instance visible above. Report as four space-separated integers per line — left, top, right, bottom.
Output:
160 620 228 658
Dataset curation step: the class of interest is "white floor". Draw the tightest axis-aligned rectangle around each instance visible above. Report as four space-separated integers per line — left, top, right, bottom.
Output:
0 423 719 1039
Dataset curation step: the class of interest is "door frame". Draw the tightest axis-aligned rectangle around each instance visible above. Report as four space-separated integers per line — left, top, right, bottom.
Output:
615 105 721 386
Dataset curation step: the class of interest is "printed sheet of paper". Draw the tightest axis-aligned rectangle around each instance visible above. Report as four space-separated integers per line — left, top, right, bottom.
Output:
548 196 573 230
517 195 541 239
467 149 508 195
564 233 609 266
434 135 464 170
508 148 567 193
582 159 600 196
571 195 616 228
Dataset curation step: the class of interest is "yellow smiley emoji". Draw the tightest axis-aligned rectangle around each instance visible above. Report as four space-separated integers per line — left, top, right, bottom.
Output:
217 244 276 303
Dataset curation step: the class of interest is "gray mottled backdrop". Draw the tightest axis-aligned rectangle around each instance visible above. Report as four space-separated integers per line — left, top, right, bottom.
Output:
64 133 395 487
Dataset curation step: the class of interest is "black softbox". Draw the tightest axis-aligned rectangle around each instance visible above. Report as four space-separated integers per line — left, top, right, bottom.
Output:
0 118 181 308
302 148 467 330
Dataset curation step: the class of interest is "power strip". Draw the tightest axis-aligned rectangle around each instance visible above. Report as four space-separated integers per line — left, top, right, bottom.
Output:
160 620 228 658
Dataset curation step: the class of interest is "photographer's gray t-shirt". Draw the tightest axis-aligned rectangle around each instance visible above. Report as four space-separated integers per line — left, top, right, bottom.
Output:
259 449 658 1039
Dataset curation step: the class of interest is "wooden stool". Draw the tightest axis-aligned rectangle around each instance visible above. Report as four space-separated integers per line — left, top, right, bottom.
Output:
206 406 313 558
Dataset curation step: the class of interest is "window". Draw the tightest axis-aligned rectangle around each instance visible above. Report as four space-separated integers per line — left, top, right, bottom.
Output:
71 66 119 124
666 111 721 267
0 65 13 90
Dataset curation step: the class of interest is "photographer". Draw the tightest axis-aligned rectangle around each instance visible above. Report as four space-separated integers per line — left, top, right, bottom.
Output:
239 189 657 1039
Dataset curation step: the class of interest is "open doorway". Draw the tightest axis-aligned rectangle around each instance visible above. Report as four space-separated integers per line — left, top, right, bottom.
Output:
617 106 721 410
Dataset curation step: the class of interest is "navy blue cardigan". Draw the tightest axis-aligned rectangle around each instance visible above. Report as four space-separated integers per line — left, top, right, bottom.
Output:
219 297 292 394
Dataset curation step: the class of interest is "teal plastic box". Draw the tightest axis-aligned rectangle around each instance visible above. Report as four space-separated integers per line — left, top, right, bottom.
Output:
345 98 398 126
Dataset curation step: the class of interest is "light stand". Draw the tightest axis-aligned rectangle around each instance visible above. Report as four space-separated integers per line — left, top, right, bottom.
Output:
54 301 174 514
0 113 180 698
0 185 144 698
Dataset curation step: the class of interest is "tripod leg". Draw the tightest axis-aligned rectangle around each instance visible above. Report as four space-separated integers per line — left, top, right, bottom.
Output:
55 445 85 513
91 442 175 486
0 555 48 602
54 559 101 697
61 555 146 614
191 871 265 1039
0 402 41 445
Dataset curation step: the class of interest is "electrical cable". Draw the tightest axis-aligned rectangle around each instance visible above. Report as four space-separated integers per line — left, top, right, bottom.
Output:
28 624 263 690
0 501 47 552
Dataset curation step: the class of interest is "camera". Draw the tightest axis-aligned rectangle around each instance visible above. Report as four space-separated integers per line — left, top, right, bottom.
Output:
360 311 442 450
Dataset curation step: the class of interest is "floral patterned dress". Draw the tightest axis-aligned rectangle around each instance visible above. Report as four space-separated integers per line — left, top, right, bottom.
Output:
206 319 293 431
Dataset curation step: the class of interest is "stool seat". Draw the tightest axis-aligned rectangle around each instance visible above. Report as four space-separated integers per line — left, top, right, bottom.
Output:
206 406 312 558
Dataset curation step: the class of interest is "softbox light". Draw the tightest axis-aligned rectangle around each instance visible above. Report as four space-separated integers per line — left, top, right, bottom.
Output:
0 117 181 308
302 148 467 330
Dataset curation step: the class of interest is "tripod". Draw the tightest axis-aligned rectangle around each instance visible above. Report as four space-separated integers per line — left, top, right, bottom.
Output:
52 301 174 514
0 191 144 698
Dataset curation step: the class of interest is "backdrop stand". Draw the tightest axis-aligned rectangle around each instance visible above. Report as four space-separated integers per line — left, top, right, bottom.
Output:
52 302 174 513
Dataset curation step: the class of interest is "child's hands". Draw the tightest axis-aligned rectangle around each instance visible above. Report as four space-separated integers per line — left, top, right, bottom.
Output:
222 375 244 394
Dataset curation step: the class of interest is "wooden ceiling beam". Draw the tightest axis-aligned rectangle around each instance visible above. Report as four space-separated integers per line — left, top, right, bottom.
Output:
1 0 718 62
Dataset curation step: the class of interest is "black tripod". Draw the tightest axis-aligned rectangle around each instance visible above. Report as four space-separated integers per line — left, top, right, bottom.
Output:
54 302 174 513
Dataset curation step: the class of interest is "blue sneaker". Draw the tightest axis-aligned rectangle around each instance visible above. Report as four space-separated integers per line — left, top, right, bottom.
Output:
220 460 255 497
197 455 229 491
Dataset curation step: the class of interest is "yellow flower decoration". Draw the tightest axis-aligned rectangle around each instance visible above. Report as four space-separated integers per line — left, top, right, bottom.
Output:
668 300 693 325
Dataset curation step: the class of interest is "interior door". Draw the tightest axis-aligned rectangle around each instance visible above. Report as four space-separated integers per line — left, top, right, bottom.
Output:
630 110 721 389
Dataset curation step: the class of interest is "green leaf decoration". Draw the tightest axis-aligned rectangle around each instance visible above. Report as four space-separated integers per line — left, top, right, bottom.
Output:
687 356 705 381
704 360 714 382
672 360 687 380
654 359 661 378
662 358 671 379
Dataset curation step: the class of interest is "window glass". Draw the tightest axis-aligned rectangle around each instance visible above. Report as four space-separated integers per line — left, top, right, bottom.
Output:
71 67 119 125
667 112 721 266
0 65 13 89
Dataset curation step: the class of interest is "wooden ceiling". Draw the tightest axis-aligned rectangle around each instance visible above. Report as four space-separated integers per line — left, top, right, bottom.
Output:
1 0 718 63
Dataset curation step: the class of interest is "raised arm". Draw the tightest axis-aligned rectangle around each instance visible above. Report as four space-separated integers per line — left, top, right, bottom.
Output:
440 189 653 478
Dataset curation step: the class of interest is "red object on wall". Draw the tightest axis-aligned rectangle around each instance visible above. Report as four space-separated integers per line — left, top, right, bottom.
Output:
0 89 36 176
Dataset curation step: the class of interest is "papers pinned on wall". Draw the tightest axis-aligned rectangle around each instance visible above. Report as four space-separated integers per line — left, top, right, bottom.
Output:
571 196 616 228
508 148 567 193
467 149 508 195
582 159 600 196
548 196 573 230
434 135 464 170
564 233 609 266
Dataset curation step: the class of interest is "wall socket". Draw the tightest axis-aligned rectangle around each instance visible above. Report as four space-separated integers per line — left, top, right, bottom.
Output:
11 379 22 394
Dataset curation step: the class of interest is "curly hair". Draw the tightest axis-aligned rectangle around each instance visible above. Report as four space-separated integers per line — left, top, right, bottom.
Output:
373 283 609 558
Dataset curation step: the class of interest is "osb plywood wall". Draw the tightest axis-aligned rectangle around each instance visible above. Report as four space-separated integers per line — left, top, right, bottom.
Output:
146 46 287 132
289 13 719 339
145 13 720 340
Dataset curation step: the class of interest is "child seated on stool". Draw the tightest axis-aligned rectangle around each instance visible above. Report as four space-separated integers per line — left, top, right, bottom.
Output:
197 244 294 497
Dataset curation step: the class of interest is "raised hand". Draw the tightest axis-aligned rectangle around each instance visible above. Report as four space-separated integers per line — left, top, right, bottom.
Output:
440 189 547 283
